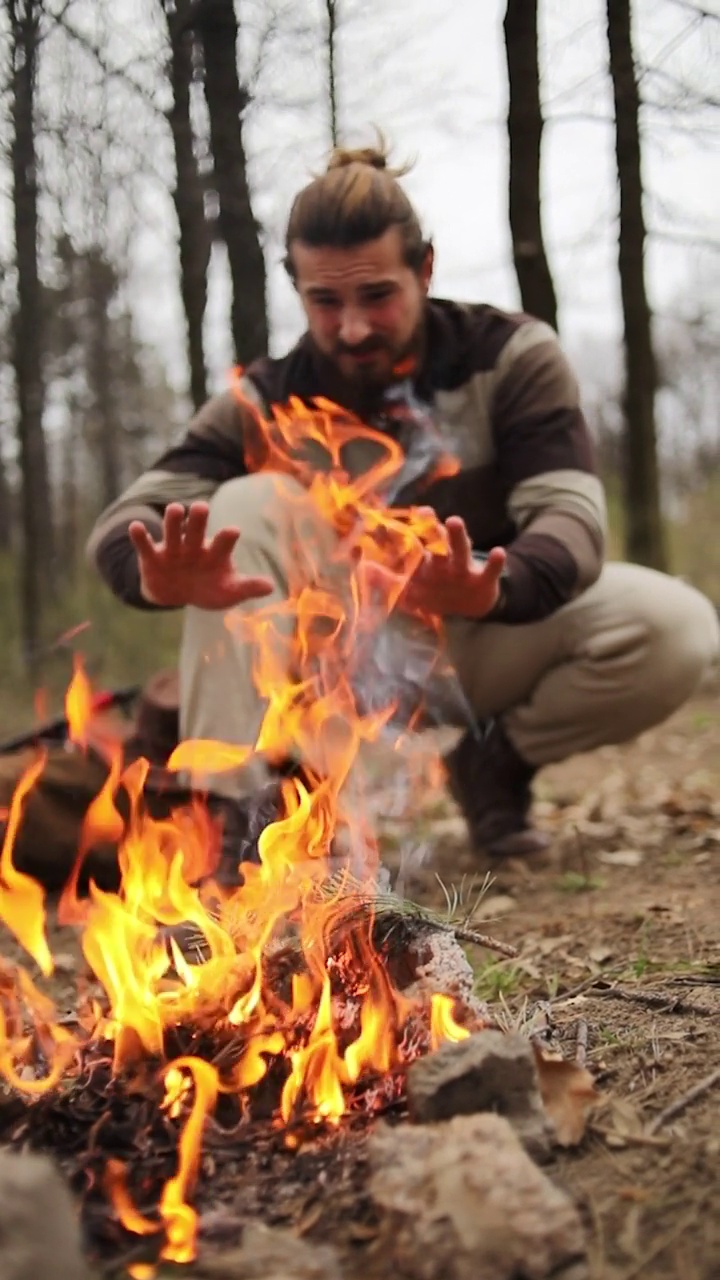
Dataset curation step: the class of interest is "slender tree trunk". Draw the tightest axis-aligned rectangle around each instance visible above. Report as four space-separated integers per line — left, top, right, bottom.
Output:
86 253 121 510
9 0 55 674
325 0 339 148
0 481 12 553
503 0 558 330
607 0 666 570
164 0 210 410
58 404 79 581
0 445 12 551
195 0 268 365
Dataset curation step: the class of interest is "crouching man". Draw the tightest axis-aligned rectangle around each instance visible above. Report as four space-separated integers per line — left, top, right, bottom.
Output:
87 144 719 860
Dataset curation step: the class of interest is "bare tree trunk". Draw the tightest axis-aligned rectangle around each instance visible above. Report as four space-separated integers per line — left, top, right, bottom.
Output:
58 404 79 580
0 444 12 551
8 0 55 674
503 0 558 330
325 0 339 148
164 0 210 410
195 0 268 365
86 252 122 510
607 0 666 570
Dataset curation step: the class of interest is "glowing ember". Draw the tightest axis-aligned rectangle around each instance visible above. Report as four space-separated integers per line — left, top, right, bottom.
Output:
0 384 485 1270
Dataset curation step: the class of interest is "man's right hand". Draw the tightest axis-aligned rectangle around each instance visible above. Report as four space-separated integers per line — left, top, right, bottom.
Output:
128 501 274 610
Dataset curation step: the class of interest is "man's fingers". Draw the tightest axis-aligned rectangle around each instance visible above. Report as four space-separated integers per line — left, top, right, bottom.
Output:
207 526 241 562
445 516 472 570
182 502 210 553
227 575 275 604
479 546 507 588
163 503 187 555
128 521 157 558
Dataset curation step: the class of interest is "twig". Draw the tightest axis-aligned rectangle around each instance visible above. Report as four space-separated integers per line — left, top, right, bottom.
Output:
575 1018 588 1068
591 985 713 1017
646 1067 720 1135
591 1124 670 1149
548 973 616 1005
450 925 518 959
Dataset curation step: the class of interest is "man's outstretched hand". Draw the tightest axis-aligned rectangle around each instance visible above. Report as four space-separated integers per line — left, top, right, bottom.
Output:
361 514 507 619
128 502 274 610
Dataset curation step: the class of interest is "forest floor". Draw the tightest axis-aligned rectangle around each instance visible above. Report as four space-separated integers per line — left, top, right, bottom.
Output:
374 689 720 1280
0 691 719 1279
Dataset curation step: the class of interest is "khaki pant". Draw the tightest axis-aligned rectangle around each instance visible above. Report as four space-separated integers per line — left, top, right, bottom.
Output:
179 473 720 797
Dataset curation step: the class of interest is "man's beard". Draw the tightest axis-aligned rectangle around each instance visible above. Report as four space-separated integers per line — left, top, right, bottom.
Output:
333 324 424 390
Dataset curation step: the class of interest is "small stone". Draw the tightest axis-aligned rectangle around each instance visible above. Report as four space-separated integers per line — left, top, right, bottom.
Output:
370 1113 587 1280
407 1030 552 1160
193 1222 342 1278
0 1150 90 1280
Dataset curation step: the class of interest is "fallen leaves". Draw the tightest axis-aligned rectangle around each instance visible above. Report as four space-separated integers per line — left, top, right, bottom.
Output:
533 1045 599 1147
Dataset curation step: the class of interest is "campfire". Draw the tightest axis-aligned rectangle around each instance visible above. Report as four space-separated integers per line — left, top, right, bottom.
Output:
0 383 496 1273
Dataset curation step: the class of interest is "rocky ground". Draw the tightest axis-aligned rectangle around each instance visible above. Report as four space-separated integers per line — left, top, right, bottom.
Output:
1 694 719 1279
373 692 720 1280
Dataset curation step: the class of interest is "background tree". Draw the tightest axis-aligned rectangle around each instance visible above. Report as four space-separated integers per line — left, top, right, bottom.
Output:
607 0 667 570
503 0 558 330
162 0 211 411
324 0 340 147
0 308 13 552
7 0 56 674
194 0 268 366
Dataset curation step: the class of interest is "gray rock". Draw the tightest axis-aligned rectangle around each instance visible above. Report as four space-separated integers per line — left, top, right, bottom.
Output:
407 1029 552 1160
370 1113 587 1280
0 1150 90 1280
193 1221 342 1279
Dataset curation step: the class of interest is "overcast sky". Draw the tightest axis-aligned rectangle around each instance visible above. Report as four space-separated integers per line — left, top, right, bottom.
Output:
2 0 718 405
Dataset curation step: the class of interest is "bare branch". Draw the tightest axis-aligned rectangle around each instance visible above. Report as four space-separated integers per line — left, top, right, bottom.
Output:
663 0 720 22
45 10 167 121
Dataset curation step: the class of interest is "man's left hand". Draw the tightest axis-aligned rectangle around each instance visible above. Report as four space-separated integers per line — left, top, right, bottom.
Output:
361 515 507 619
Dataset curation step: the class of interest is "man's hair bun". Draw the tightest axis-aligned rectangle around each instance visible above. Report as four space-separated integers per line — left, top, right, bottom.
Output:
326 146 388 172
284 133 427 276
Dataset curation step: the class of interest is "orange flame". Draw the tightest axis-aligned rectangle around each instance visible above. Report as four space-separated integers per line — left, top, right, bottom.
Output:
0 752 53 975
430 993 472 1051
65 653 94 749
106 1057 217 1267
0 383 484 1265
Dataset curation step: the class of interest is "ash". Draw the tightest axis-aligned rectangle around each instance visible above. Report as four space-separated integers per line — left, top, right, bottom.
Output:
406 928 488 1020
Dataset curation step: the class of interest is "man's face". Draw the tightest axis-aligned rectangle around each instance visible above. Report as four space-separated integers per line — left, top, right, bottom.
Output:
290 227 433 390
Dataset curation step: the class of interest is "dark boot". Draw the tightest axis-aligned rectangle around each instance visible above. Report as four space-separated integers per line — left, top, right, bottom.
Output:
207 781 284 887
443 721 550 858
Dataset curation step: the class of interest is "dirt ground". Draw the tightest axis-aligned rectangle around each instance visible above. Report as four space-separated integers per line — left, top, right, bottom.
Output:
1 694 719 1279
376 692 720 1280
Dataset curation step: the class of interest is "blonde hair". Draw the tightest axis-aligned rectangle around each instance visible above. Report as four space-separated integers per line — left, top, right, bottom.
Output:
284 141 429 277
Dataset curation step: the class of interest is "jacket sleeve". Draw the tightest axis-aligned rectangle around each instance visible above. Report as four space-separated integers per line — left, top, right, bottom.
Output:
490 321 606 624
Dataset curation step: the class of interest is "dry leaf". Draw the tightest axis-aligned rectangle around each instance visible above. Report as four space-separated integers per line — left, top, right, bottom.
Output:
533 1046 599 1146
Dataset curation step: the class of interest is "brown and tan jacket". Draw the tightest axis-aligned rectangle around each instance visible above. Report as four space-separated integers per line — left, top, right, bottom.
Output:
87 298 606 624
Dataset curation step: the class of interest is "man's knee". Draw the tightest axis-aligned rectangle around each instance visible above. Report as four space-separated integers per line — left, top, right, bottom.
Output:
630 573 719 712
206 471 304 536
